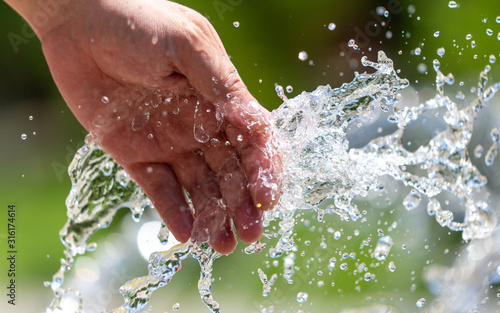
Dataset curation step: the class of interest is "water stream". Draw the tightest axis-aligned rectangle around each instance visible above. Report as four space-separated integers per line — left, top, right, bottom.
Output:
45 50 499 312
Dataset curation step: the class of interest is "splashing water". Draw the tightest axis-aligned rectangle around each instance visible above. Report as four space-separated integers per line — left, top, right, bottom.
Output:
45 134 152 312
108 242 192 313
45 51 499 312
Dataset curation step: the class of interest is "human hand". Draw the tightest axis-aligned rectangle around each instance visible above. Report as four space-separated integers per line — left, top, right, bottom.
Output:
36 0 281 254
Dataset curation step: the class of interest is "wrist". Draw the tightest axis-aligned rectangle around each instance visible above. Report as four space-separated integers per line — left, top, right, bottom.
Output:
4 0 78 40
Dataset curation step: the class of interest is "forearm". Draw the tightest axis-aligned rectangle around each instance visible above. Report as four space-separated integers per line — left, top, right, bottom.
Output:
4 0 75 39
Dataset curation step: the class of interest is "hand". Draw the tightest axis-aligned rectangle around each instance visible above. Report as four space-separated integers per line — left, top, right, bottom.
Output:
37 0 281 254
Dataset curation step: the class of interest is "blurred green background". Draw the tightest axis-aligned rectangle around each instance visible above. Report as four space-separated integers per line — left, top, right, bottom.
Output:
1 0 499 312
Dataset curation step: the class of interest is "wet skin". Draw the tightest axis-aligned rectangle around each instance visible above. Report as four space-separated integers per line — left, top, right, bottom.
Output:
13 0 282 254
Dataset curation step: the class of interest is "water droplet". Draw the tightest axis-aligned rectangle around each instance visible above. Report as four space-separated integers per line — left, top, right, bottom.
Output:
210 138 220 147
172 302 180 311
102 161 114 176
373 236 393 261
498 32 500 40
432 59 441 72
193 100 210 144
408 4 416 14
327 257 336 271
151 34 158 45
147 134 154 140
86 242 97 251
286 85 293 93
116 170 130 187
448 1 458 8
416 298 426 307
233 21 240 27
489 54 496 64
334 231 341 240
436 210 454 227
328 23 336 30
403 189 422 210
21 134 27 140
224 173 233 181
417 63 427 74
348 39 358 49
296 292 308 303
173 108 180 115
486 29 493 36
364 272 374 281
474 145 484 158
275 84 287 100
465 33 472 40
388 261 396 272
471 40 476 48
376 6 386 15
131 113 149 131
385 31 393 39
437 47 445 57
29 115 33 120
101 96 109 104
298 51 308 61
491 128 499 142
485 142 498 166
414 47 421 55
433 31 440 37
237 134 243 141
496 16 500 23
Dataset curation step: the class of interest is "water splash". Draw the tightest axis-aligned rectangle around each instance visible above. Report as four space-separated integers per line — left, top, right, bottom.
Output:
109 242 192 313
192 244 222 312
46 134 151 313
46 51 499 312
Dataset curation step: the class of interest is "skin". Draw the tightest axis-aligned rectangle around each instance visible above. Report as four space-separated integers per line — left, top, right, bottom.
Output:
5 0 282 254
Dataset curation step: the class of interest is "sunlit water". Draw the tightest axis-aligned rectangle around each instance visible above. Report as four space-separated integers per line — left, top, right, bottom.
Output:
45 51 500 313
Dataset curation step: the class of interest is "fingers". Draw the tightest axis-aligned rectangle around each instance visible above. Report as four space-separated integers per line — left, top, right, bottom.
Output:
170 153 237 254
192 198 236 255
124 163 193 243
204 145 263 243
157 6 279 248
170 152 220 213
167 6 282 212
173 27 282 211
225 124 282 212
